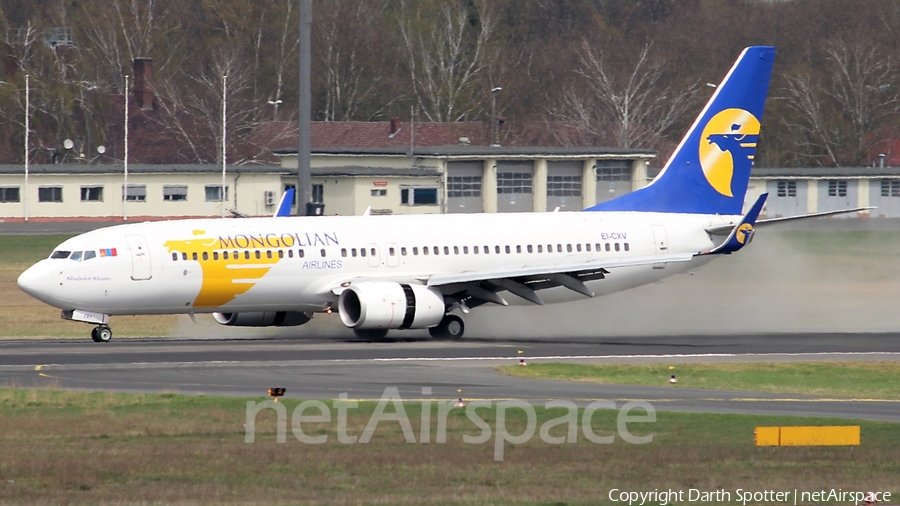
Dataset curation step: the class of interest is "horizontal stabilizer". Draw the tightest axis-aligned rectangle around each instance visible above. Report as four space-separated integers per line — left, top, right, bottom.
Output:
698 193 767 255
705 206 877 235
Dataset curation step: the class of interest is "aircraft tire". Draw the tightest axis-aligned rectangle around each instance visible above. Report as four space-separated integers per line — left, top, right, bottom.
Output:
96 326 112 343
353 328 389 340
90 327 101 342
429 315 464 340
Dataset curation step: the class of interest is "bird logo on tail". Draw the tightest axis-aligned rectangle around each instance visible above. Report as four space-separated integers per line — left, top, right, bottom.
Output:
699 108 760 197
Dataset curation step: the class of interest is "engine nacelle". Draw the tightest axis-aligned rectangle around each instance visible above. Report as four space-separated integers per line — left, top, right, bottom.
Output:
213 311 311 327
338 281 445 329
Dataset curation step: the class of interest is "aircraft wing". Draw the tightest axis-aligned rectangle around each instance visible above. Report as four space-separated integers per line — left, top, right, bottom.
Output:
422 252 695 306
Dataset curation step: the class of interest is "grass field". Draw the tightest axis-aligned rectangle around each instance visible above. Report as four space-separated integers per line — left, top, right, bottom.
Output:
0 234 177 338
497 362 900 399
0 387 897 505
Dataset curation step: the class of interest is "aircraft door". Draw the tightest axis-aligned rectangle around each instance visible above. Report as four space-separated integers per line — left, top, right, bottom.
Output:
386 242 400 267
125 234 153 280
651 225 668 270
366 243 380 268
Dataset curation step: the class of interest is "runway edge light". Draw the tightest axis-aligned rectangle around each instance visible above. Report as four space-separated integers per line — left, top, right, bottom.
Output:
268 387 286 402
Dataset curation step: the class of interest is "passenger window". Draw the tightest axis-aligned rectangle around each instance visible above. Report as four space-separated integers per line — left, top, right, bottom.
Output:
389 247 396 256
401 247 407 256
342 248 348 257
370 248 376 256
443 246 449 255
567 244 573 253
596 243 601 251
624 243 630 251
547 244 552 252
585 244 591 252
361 248 367 257
615 243 620 251
423 247 429 256
537 245 543 253
255 251 261 259
605 243 611 252
352 248 357 257
505 245 511 254
213 252 219 260
223 251 229 260
266 251 273 259
413 247 419 255
516 245 522 254
484 245 489 254
278 250 284 259
463 246 469 254
299 249 305 258
527 245 533 253
193 252 199 261
182 252 188 260
434 246 439 255
473 246 479 254
454 246 459 255
557 244 562 253
320 249 326 257
576 244 582 252
495 245 500 254
171 253 178 261
244 251 250 260
233 251 238 259
202 252 209 261
288 250 294 258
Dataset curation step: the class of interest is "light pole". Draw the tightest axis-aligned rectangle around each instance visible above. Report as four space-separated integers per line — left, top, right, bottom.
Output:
491 87 502 147
124 74 129 221
267 99 282 121
222 74 227 219
24 74 29 221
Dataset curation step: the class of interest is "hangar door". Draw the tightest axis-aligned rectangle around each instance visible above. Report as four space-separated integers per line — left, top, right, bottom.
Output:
496 161 533 213
766 180 806 218
595 160 633 205
818 180 858 218
446 161 483 214
546 161 583 211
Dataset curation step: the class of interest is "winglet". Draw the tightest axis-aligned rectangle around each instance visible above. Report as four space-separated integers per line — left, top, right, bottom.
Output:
699 193 768 255
273 189 294 217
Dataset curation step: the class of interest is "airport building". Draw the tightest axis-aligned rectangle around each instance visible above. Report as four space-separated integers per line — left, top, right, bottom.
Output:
2 160 900 220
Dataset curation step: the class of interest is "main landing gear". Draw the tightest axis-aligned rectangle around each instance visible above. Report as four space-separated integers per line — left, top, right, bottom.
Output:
90 325 113 343
429 314 464 340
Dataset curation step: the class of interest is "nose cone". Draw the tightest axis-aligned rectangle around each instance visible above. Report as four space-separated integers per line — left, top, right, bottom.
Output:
17 262 50 301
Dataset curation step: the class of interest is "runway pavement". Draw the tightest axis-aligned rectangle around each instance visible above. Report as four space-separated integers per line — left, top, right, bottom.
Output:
1 333 899 421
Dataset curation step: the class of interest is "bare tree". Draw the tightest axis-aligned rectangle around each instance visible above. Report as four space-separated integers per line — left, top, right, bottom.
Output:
782 39 900 165
399 0 496 122
552 41 699 149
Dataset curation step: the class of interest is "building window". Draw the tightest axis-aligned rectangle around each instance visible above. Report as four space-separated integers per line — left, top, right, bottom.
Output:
0 186 20 203
123 184 147 202
38 186 63 202
881 180 900 197
497 172 532 194
312 184 324 203
80 186 103 202
164 185 188 201
547 175 582 197
827 180 847 197
205 185 229 202
401 186 439 206
284 184 297 205
776 181 797 197
448 176 482 198
370 189 387 197
596 160 631 181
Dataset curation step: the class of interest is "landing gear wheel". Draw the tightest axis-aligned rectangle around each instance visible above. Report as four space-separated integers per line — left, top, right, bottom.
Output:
93 326 112 343
353 328 389 340
429 315 465 340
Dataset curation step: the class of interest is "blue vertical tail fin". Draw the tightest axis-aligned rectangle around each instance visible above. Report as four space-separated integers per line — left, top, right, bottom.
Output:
587 46 776 215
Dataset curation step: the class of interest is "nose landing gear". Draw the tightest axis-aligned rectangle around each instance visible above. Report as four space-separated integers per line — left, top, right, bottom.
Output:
90 326 113 343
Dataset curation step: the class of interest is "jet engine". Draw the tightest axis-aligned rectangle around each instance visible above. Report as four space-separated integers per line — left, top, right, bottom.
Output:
213 311 311 327
338 281 445 329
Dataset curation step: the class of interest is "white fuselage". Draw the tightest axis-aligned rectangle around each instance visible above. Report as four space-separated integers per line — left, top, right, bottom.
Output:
18 211 735 316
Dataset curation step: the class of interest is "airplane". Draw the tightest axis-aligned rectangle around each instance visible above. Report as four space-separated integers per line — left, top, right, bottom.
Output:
16 46 867 343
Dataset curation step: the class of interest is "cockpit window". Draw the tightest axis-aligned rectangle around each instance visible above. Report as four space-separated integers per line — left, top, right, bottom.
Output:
83 251 97 261
50 251 71 259
70 251 83 261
